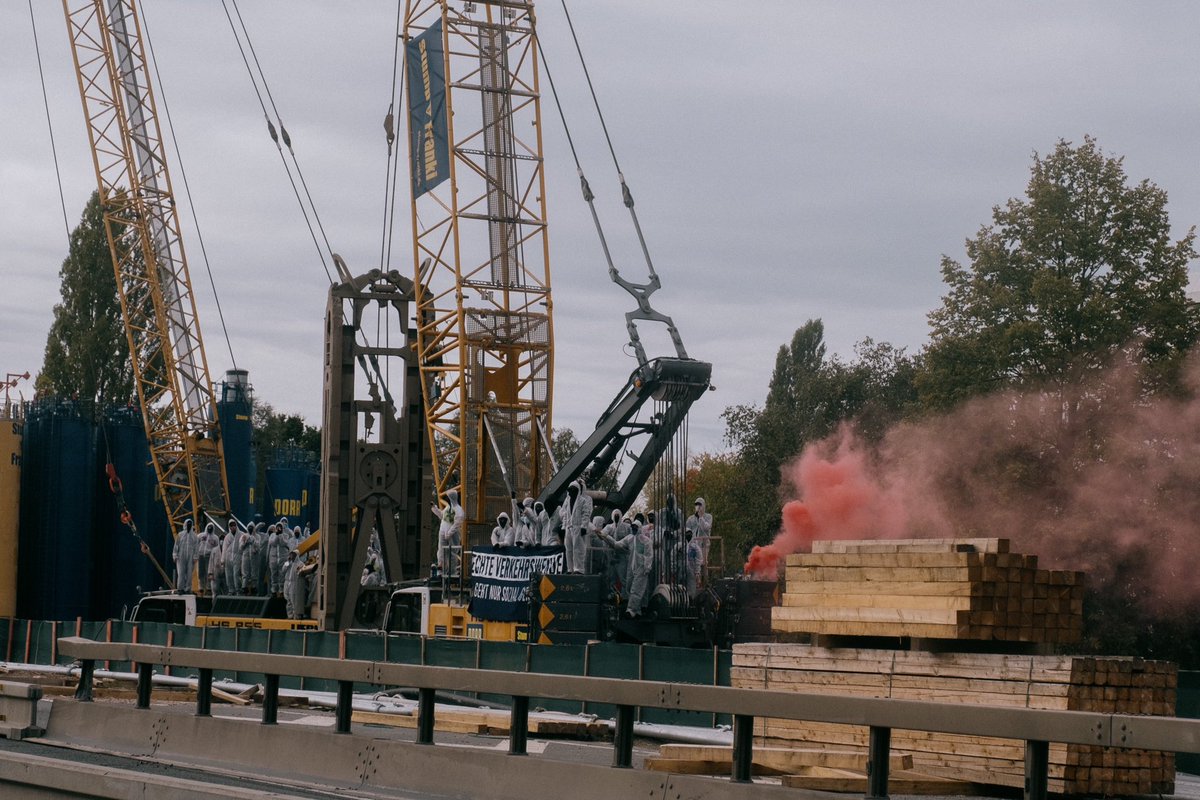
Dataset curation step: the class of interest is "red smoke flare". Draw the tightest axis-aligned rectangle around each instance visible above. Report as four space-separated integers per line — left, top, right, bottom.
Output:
744 437 906 578
744 352 1200 614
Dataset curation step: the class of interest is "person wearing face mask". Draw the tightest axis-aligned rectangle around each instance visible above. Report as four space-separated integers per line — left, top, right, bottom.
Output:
686 497 714 571
491 511 514 547
432 488 464 578
173 519 199 592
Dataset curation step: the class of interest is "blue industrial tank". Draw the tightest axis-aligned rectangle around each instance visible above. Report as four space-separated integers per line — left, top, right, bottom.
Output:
217 369 254 524
17 400 97 620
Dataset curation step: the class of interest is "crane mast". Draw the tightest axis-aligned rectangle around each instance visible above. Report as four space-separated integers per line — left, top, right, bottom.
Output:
63 0 229 536
403 1 555 536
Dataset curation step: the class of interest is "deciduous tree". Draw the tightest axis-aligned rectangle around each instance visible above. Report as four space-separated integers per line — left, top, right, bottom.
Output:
36 192 134 408
920 136 1197 408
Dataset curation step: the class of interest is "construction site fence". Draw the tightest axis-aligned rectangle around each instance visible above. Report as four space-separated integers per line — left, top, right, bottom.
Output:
0 617 732 727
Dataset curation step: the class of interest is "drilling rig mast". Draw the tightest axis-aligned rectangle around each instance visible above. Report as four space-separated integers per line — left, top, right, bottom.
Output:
403 0 555 538
63 0 230 535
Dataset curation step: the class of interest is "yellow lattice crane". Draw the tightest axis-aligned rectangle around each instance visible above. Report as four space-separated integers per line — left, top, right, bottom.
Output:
403 1 555 534
62 0 229 537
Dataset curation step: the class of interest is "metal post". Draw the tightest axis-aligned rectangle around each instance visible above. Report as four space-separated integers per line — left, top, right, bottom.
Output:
74 659 94 702
732 714 753 783
335 680 354 734
1024 739 1049 800
196 668 212 717
136 662 153 709
262 674 280 725
509 695 529 755
613 705 635 768
417 687 435 744
866 726 891 799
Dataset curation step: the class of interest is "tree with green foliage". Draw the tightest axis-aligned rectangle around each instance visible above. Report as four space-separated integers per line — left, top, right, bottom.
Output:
721 321 918 563
551 427 619 495
36 192 134 408
252 401 321 504
920 136 1198 409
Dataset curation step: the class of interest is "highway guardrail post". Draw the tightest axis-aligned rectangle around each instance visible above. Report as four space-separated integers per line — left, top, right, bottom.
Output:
74 659 94 702
866 725 891 799
262 674 280 725
196 668 212 717
509 695 529 755
136 663 153 709
732 713 753 782
613 705 635 768
1024 739 1049 800
417 687 435 744
335 681 353 734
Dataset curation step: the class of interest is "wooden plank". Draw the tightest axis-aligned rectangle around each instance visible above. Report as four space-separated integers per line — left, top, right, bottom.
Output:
782 768 987 795
654 745 913 773
785 566 986 582
771 615 967 639
733 645 1079 681
351 709 488 734
770 606 970 625
782 580 989 597
780 592 980 611
787 552 992 568
810 538 1010 554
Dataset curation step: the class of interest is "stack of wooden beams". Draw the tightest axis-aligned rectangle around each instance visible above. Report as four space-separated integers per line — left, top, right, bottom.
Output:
772 538 1084 643
352 706 609 738
733 643 1176 795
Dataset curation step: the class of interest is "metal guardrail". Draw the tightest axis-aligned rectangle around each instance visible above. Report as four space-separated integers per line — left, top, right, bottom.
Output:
57 637 1200 800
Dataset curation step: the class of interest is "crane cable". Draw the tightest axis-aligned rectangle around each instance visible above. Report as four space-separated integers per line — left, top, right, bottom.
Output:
218 0 398 416
219 0 335 284
99 421 176 590
536 3 686 367
140 2 239 372
558 0 659 285
26 0 72 247
380 0 406 273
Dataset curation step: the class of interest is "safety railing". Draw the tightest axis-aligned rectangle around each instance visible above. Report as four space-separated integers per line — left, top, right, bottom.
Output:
58 636 1200 800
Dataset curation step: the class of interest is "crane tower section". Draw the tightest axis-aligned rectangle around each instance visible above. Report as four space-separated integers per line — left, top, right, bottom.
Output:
63 0 229 534
403 1 554 533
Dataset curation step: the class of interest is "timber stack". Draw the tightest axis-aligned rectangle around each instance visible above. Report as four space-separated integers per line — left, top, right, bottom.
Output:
773 537 1084 643
733 538 1175 795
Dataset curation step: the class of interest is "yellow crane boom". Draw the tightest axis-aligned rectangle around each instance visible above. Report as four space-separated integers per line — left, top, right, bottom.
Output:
62 0 229 535
403 0 555 533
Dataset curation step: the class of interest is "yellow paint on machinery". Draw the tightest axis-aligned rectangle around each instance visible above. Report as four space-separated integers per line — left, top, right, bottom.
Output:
427 603 525 642
197 615 319 631
0 415 20 617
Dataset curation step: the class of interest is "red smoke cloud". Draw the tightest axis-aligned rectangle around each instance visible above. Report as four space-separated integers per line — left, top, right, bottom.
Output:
744 435 906 578
744 352 1200 613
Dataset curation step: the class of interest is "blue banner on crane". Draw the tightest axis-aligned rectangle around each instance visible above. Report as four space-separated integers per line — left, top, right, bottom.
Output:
407 19 450 197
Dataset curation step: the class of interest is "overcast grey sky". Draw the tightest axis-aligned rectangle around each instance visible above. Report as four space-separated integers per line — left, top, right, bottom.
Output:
3 2 1198 455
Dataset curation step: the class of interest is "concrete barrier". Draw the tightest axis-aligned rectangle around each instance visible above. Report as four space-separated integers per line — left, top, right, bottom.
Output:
0 680 42 739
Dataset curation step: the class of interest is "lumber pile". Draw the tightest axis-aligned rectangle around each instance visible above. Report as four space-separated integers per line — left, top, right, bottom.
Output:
352 705 608 739
773 538 1084 643
645 745 979 794
645 744 912 775
733 643 1177 795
